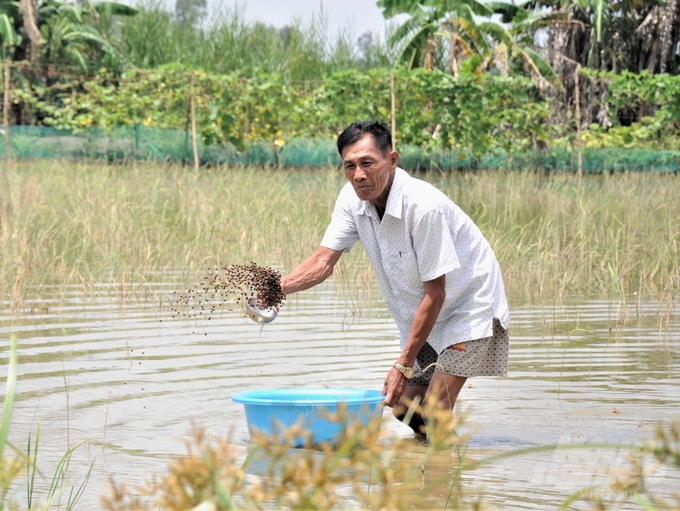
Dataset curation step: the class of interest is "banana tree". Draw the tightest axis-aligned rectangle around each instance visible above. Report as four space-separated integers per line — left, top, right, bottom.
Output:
38 0 138 70
1 0 136 69
0 1 21 60
4 0 137 125
473 18 558 81
378 0 558 81
378 0 495 71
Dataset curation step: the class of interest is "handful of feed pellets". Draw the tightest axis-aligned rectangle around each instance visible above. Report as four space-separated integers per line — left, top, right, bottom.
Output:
172 262 286 322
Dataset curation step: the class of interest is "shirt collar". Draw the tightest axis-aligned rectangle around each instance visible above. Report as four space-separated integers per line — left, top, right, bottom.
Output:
384 167 405 220
356 198 371 217
356 167 405 220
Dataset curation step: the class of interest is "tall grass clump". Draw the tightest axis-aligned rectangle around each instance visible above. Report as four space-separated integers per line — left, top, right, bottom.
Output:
431 170 680 303
0 161 678 308
0 161 342 308
118 0 394 79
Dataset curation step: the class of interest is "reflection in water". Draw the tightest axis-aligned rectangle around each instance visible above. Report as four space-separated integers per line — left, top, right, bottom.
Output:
1 278 678 509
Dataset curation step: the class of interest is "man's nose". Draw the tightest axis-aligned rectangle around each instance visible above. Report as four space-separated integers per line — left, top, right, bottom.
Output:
354 167 367 180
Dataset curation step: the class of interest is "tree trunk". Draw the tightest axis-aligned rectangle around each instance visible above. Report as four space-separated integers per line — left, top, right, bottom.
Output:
424 38 436 70
659 0 678 73
549 8 572 78
672 21 680 74
449 38 459 76
635 6 661 72
19 0 42 62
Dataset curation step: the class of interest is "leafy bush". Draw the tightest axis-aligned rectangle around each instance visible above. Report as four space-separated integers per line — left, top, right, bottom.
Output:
15 67 551 156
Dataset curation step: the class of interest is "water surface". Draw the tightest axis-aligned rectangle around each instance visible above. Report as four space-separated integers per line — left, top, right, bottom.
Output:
1 279 678 509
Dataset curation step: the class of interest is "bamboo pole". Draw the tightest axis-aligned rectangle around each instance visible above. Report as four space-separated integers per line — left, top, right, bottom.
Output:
190 72 199 171
3 58 11 159
390 71 396 151
574 65 583 182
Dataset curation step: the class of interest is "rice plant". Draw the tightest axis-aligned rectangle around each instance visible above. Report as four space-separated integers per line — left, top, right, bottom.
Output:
0 161 678 310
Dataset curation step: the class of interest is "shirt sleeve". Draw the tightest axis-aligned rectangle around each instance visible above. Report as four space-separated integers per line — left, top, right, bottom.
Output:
320 190 360 252
413 206 461 282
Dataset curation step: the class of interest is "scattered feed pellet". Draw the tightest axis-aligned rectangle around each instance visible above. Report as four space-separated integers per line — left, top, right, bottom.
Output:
172 262 286 326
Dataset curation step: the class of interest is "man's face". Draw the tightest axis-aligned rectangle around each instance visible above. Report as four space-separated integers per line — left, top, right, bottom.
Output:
341 135 398 205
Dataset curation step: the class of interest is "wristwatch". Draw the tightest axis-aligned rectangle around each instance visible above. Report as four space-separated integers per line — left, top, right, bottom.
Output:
393 361 414 379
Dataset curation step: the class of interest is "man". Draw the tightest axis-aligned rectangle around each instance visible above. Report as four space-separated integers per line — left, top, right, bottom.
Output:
280 120 509 435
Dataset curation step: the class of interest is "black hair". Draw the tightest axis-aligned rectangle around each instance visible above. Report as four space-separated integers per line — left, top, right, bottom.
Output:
336 120 392 156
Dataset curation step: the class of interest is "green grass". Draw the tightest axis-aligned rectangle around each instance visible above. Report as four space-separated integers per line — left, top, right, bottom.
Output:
0 161 678 308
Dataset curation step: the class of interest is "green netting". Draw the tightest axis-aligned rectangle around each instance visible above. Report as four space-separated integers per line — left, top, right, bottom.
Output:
1 125 678 173
398 146 680 173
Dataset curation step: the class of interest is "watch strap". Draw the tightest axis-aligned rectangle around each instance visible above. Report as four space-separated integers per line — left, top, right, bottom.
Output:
393 361 414 379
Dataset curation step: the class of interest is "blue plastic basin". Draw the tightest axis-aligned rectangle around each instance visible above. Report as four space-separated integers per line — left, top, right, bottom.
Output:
232 388 385 446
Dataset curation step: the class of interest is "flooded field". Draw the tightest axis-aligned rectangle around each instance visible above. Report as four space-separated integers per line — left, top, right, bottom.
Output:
1 276 679 509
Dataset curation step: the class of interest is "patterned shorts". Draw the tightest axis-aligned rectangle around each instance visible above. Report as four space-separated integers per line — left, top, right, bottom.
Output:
408 319 509 386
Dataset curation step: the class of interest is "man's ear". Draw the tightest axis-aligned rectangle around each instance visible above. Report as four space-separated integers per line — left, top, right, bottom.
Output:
390 150 399 170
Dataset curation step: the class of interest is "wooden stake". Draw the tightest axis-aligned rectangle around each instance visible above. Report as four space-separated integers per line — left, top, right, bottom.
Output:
3 58 11 159
183 95 191 165
574 65 583 181
390 71 396 151
190 72 199 171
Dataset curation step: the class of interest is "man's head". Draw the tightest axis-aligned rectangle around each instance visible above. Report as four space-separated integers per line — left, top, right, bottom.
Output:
336 121 393 156
336 121 399 207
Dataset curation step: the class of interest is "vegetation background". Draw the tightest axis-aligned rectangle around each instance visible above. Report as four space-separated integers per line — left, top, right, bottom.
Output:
0 0 679 156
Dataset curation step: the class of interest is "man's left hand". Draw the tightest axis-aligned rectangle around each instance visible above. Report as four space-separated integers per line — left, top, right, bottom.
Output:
381 367 408 407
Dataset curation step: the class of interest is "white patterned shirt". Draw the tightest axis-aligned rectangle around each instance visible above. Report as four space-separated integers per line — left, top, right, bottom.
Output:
320 167 509 354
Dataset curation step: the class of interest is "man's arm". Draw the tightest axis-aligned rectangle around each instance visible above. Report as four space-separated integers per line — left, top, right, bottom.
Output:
281 246 344 295
382 274 446 407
